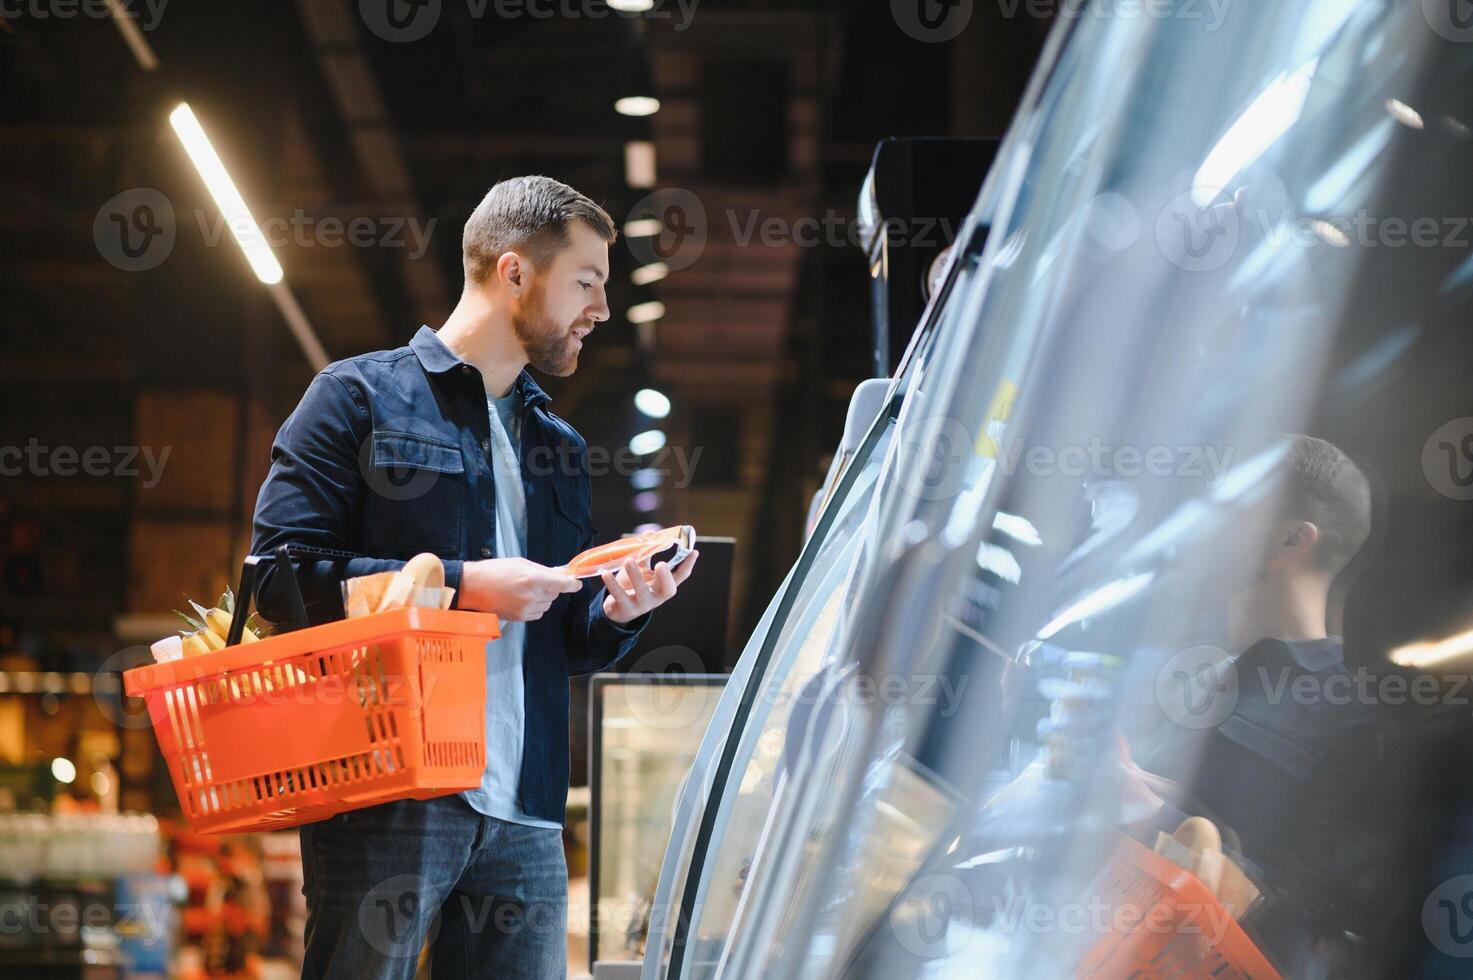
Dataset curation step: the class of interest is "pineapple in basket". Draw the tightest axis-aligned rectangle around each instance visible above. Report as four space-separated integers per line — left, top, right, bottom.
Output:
150 587 269 662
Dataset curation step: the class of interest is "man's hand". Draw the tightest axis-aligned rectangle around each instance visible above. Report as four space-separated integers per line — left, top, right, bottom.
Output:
1111 732 1168 826
599 551 699 625
460 557 582 622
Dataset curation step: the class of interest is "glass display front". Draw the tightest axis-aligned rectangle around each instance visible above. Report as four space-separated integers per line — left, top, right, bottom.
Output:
643 222 985 979
661 2 1473 979
640 382 897 980
591 675 727 965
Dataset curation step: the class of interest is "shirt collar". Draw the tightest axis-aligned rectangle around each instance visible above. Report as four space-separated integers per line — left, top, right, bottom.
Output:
410 325 551 411
1286 636 1344 672
514 370 551 411
1243 636 1345 673
409 324 462 374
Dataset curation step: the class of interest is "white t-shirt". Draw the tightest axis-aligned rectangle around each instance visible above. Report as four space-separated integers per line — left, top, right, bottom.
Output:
460 390 561 829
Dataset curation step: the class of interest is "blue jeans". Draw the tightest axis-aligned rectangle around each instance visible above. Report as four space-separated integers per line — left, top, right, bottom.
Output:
299 796 568 979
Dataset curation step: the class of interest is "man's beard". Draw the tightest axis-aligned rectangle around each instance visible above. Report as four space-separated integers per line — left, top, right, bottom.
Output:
513 280 584 377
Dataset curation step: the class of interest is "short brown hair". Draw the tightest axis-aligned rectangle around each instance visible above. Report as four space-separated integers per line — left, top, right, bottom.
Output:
1280 434 1373 574
462 175 616 285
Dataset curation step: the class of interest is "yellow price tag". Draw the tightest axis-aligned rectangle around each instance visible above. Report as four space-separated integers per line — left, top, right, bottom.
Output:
975 380 1019 458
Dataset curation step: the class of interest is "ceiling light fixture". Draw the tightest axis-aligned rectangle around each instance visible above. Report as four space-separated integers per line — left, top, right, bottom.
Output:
628 300 666 324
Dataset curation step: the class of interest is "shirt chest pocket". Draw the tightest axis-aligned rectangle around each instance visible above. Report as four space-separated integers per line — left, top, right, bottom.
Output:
549 477 593 566
362 430 464 559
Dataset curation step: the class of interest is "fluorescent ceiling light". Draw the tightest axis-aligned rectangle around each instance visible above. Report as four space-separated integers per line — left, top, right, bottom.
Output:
992 511 1042 547
1312 219 1351 248
1386 98 1424 130
625 218 661 238
976 542 1022 584
1193 59 1318 206
104 0 159 70
169 103 284 285
628 300 665 324
625 140 657 188
635 387 671 418
1392 629 1473 668
1037 572 1154 640
615 96 661 117
631 262 669 286
630 429 667 455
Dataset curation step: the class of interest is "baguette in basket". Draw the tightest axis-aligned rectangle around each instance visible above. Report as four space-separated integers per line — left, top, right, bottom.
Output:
344 552 456 618
1152 816 1260 919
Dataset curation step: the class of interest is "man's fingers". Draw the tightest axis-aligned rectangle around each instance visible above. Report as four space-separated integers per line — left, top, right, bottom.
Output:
652 561 676 598
625 558 653 602
599 568 631 602
534 568 581 593
672 550 699 584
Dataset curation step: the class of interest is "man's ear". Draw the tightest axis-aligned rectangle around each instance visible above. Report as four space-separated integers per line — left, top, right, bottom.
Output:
1281 520 1320 557
496 251 530 295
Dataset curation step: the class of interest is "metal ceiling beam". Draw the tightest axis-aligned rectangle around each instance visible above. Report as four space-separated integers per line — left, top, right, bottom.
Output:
294 0 453 326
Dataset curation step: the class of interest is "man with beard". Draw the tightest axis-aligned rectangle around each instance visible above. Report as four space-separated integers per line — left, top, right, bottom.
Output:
250 175 697 978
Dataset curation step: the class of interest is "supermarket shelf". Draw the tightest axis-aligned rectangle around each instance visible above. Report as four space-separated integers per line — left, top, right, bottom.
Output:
0 671 122 696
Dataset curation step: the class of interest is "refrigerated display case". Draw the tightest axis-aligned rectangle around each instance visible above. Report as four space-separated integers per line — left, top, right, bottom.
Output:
647 2 1473 978
589 674 727 967
639 201 992 980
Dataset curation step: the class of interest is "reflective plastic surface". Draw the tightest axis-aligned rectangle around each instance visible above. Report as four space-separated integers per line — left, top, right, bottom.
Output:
664 2 1473 978
643 214 987 979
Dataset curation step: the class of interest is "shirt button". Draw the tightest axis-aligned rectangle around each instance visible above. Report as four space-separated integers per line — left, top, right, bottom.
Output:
461 365 473 377
481 439 491 453
481 546 492 558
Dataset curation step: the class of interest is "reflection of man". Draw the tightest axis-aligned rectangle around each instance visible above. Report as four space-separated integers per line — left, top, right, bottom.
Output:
1220 434 1371 656
251 176 696 978
1127 436 1403 966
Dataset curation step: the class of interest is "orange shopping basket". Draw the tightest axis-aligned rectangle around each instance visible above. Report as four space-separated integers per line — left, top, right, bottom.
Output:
124 546 499 835
1077 833 1280 980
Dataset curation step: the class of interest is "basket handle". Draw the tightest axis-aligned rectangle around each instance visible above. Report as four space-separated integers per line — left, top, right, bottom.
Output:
227 544 358 644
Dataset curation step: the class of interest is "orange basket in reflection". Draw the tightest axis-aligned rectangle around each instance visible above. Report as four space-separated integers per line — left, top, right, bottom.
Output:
1077 833 1280 980
123 547 499 835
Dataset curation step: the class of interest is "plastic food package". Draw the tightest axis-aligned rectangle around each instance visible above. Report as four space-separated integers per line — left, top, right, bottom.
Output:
560 524 696 579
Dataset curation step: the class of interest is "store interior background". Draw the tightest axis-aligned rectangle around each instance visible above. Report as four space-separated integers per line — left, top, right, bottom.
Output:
1 1 1052 976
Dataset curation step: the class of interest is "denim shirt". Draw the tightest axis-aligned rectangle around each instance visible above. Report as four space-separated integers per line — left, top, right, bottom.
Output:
249 325 650 823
